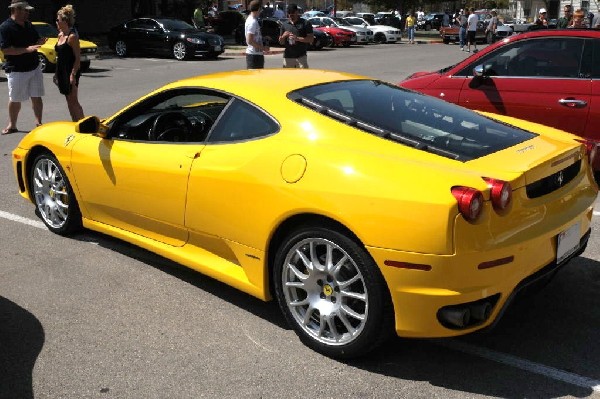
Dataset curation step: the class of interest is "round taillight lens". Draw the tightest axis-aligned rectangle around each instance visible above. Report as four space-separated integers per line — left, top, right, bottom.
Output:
485 178 512 211
451 186 484 222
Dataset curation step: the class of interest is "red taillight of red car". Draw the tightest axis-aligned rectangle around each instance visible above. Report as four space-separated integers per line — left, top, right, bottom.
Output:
576 139 599 166
483 178 512 211
451 186 484 222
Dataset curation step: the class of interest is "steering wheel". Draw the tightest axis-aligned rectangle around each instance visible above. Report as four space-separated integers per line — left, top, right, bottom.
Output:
148 112 193 142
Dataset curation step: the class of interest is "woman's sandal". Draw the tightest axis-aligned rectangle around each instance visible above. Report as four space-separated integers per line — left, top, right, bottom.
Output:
1 127 18 135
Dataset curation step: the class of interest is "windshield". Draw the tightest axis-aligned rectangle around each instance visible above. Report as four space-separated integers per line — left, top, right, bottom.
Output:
345 17 365 25
321 17 336 25
34 23 59 38
289 80 536 161
158 19 195 31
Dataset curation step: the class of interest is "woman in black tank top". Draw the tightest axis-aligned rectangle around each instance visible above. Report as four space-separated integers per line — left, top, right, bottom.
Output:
55 5 84 121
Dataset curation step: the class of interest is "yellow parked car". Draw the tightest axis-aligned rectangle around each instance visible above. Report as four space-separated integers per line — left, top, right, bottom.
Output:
12 69 598 358
32 22 97 72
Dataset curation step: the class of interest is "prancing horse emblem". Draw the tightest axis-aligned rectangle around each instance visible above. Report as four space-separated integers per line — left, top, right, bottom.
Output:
556 171 564 187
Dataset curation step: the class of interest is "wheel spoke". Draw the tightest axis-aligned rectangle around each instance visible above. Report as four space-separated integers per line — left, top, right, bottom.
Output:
287 261 308 281
341 290 366 302
290 298 309 307
338 273 361 290
295 248 313 273
302 306 316 326
337 311 356 335
341 304 365 321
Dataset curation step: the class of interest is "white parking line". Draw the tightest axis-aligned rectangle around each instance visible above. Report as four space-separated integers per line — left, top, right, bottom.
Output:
0 210 45 229
436 340 600 392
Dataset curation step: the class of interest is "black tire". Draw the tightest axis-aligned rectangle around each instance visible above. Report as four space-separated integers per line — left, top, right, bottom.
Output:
29 152 82 235
38 54 53 73
115 40 127 57
374 33 387 44
273 226 394 359
443 37 450 44
80 61 90 71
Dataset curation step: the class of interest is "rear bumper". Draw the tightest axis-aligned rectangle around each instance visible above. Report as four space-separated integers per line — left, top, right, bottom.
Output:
367 208 594 338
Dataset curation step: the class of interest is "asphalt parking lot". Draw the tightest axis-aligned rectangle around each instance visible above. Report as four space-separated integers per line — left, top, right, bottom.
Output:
0 41 599 398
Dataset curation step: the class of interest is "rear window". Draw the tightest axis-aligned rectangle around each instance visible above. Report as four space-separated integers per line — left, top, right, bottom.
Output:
289 80 536 161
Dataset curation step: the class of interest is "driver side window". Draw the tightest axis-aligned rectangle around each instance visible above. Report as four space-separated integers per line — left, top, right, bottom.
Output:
109 88 231 143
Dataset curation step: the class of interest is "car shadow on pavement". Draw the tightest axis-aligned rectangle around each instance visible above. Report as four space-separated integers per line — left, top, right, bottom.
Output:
0 296 44 399
72 231 289 330
345 256 600 398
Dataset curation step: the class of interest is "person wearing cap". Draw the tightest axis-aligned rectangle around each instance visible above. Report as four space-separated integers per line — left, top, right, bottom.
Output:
278 3 313 68
535 8 549 26
0 0 46 135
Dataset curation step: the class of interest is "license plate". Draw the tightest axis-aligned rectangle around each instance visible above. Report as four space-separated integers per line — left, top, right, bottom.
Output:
556 222 580 264
214 45 221 51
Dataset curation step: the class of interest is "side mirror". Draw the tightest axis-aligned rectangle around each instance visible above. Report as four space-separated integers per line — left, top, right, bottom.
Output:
75 116 107 138
473 64 484 77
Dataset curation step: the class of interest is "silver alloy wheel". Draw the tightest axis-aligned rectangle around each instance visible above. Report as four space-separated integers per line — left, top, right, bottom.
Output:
38 54 47 72
173 42 187 60
281 237 368 346
115 40 127 57
32 157 70 229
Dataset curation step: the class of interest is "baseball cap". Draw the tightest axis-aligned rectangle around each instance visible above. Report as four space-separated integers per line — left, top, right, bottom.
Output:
8 1 34 10
539 8 547 13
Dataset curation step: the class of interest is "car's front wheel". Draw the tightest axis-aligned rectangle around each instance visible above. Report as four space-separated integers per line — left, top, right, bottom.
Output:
273 226 393 358
173 41 187 60
115 40 128 57
38 54 53 73
374 33 387 44
30 152 82 235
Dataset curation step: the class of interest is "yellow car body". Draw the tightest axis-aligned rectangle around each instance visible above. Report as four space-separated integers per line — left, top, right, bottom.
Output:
0 22 97 72
12 69 598 358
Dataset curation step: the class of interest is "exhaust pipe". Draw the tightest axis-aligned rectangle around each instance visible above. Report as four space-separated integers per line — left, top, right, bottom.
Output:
469 301 492 322
438 307 471 328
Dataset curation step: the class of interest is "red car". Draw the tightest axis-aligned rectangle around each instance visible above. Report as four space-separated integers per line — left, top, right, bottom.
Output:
399 29 600 174
314 26 356 47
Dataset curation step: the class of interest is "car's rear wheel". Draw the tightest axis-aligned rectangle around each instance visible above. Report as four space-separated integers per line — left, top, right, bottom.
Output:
173 41 187 60
30 152 82 235
38 54 53 73
115 40 128 57
443 37 450 44
273 226 393 358
374 33 387 44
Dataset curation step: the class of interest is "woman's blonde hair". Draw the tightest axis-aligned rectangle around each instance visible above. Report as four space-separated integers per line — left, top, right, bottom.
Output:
57 4 76 27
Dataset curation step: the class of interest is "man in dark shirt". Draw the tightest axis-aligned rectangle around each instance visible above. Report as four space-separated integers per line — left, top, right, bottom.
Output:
278 3 313 68
0 0 46 134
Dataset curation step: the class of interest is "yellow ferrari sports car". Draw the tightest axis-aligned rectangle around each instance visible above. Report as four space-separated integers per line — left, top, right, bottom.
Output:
12 69 598 358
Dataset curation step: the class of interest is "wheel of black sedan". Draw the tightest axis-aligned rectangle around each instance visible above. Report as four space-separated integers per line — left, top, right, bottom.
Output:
30 152 82 235
273 226 393 358
173 41 187 60
115 40 128 57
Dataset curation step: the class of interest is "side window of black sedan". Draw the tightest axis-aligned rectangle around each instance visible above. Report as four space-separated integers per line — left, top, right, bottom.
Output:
207 99 279 143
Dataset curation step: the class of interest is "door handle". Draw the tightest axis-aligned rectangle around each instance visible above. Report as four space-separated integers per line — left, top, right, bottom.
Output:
558 98 588 108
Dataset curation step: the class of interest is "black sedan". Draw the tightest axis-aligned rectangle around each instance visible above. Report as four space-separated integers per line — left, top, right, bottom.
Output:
108 17 225 60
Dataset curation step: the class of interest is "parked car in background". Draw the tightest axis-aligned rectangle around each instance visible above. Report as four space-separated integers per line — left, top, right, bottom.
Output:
313 25 356 47
302 10 325 18
355 12 376 24
308 16 373 44
440 10 514 44
399 29 600 175
205 10 246 35
375 12 402 29
344 17 401 43
108 17 224 60
422 12 444 30
1 22 98 73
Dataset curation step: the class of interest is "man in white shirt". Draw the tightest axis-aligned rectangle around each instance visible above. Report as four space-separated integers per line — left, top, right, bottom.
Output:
245 0 267 68
467 7 478 53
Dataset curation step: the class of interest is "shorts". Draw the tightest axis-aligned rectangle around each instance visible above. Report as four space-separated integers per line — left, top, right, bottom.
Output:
246 54 265 69
7 66 45 102
467 30 476 44
283 55 309 68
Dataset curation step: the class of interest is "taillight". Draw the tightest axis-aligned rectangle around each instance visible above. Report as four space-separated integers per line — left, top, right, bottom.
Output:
451 186 483 222
576 139 598 166
484 178 512 211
